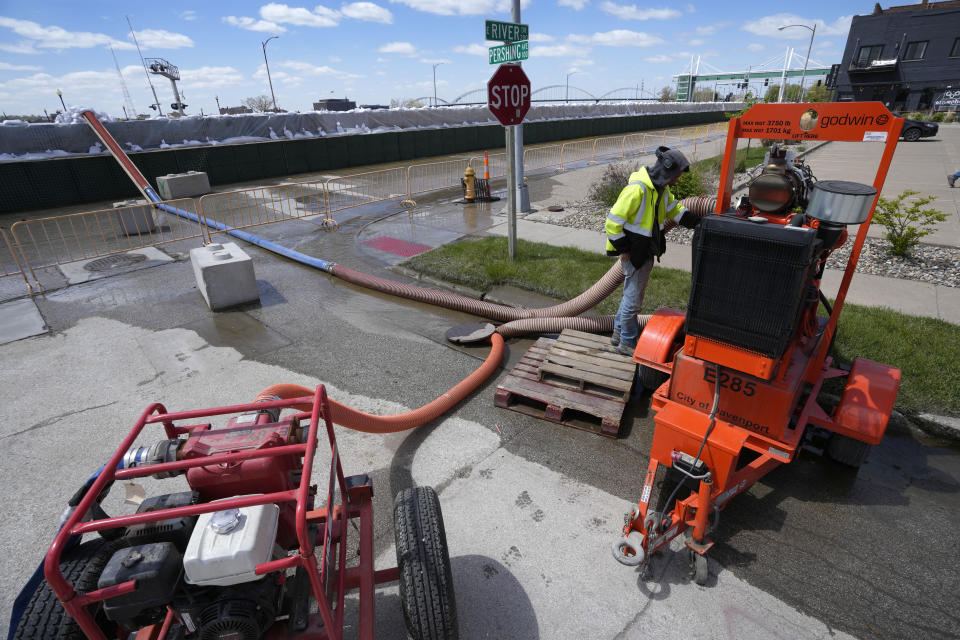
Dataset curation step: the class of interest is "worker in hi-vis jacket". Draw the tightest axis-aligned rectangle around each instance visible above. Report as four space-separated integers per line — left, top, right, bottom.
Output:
605 146 702 356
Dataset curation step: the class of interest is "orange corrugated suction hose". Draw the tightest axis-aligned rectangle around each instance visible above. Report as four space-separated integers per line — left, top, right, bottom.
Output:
254 333 505 433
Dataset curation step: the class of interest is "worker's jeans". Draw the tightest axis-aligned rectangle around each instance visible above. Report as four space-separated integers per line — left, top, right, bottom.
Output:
613 257 654 348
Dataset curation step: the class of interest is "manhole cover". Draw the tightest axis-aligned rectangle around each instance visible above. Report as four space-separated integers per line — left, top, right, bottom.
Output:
84 253 148 272
547 205 565 212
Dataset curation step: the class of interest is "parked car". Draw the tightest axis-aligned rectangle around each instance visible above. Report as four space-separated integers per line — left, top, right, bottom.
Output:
898 117 938 141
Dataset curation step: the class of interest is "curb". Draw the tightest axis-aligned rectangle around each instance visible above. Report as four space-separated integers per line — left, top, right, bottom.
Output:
388 265 486 301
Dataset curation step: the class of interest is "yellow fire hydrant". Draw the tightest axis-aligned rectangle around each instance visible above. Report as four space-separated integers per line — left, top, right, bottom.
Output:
463 166 476 201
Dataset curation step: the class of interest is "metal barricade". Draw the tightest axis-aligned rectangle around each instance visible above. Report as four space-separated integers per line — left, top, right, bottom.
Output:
0 228 38 294
408 158 473 196
593 136 624 162
11 198 205 273
560 140 594 169
623 133 648 156
469 153 507 179
199 181 329 237
522 144 563 172
324 168 409 213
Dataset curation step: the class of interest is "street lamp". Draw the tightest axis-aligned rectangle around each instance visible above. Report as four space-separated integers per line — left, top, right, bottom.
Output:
262 35 280 112
778 23 816 102
432 62 444 108
56 89 66 111
566 71 580 103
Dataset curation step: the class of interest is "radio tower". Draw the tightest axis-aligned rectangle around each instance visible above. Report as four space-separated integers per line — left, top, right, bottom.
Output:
110 46 138 120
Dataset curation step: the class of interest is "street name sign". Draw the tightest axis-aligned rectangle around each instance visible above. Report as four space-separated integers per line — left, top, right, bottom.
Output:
489 41 529 65
485 20 528 42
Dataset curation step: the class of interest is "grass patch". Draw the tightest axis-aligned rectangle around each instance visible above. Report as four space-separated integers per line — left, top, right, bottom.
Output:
405 236 689 316
405 236 960 416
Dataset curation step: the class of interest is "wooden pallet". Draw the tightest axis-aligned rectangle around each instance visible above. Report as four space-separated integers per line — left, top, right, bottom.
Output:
494 331 637 437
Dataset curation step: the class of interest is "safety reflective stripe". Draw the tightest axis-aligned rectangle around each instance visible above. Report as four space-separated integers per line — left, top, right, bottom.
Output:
606 213 627 225
623 223 652 236
608 231 625 240
665 199 679 213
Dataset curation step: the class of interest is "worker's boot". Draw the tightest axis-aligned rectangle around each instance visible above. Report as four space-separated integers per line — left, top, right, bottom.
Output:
949 175 956 188
610 332 620 346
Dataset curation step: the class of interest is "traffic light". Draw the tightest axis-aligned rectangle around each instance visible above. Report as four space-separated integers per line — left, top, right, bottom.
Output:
170 103 188 110
764 78 769 86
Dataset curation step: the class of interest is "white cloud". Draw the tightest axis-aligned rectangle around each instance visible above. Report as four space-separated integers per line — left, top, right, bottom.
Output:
253 59 360 88
0 61 41 71
688 38 705 46
0 41 39 55
259 3 340 27
130 29 194 49
533 43 586 57
569 30 665 47
179 66 246 89
387 0 530 16
741 14 853 39
572 58 595 67
179 10 198 21
695 22 728 36
453 44 487 56
598 2 681 20
643 54 674 64
341 2 393 23
378 41 417 55
223 16 287 33
0 17 134 51
747 43 765 51
420 57 451 64
529 33 554 43
558 0 589 9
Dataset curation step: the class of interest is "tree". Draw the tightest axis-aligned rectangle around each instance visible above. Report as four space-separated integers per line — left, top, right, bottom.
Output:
762 83 802 103
692 87 715 102
657 86 677 102
242 95 274 112
804 83 833 102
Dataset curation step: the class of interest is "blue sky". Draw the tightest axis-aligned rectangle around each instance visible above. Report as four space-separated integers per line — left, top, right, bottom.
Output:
0 0 865 117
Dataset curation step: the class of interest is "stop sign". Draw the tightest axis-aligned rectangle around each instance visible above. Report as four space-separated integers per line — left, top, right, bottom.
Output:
488 64 531 126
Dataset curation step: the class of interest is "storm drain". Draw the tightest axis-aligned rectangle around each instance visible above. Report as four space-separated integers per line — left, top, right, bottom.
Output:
83 253 148 272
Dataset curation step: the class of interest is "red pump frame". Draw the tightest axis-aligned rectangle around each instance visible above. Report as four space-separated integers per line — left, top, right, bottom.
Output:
45 385 398 640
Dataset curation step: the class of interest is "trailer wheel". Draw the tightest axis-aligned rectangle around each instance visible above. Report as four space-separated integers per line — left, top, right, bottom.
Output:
827 434 871 468
394 486 459 640
638 365 669 393
12 538 120 640
688 549 709 586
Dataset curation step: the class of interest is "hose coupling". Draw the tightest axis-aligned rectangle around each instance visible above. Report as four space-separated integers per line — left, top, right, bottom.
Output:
123 438 181 478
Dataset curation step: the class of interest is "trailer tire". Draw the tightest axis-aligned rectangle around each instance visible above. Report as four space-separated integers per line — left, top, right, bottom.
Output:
638 365 669 393
394 486 459 640
11 538 120 640
827 434 871 468
688 549 709 586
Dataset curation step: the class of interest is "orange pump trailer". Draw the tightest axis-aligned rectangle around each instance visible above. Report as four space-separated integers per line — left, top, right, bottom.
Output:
613 102 903 582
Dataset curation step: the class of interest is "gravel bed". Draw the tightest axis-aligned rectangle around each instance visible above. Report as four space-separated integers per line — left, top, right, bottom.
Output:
553 198 960 289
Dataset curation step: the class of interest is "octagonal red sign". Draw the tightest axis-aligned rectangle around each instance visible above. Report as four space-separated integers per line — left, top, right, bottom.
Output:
487 64 531 126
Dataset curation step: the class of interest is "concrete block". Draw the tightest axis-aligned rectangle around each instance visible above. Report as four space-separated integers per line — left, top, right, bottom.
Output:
157 171 211 200
112 200 157 236
190 242 259 310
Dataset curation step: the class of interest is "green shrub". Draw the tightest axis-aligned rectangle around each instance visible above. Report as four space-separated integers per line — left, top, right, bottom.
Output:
873 189 947 256
932 112 945 122
589 162 637 207
671 167 706 200
944 111 957 123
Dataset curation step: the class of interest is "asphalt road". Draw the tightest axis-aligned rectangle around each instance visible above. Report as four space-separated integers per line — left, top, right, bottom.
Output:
2 169 959 639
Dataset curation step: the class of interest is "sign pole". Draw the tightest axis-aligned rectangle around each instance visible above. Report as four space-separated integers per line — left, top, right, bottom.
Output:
511 0 530 213
505 125 517 259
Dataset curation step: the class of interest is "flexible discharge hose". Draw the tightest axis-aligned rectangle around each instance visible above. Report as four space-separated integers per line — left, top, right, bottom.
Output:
495 314 652 338
252 334 504 433
331 262 623 322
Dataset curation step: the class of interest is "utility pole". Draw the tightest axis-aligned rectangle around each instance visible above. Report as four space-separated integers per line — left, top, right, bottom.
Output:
512 0 530 213
127 16 163 115
432 62 444 107
215 95 222 114
262 36 280 112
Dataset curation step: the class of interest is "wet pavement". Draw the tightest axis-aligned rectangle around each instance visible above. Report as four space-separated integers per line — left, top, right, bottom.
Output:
1 127 959 639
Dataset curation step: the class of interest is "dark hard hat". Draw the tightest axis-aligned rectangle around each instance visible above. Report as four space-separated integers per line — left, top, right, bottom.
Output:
655 146 690 176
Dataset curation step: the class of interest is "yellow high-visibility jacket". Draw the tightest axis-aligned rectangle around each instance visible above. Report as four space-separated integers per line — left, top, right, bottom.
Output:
604 167 692 267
